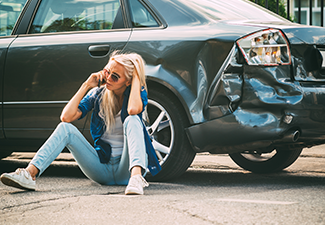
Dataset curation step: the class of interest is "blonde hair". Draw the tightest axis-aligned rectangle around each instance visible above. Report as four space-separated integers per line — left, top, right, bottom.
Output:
99 51 147 132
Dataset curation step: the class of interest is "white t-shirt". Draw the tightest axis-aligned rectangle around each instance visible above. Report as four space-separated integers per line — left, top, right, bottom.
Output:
100 111 124 157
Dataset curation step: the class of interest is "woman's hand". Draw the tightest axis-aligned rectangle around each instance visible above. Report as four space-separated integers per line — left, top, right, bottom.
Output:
84 71 105 89
60 71 104 123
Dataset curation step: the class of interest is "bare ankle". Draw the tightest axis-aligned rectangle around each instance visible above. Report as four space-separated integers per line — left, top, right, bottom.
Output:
26 164 39 180
130 166 142 177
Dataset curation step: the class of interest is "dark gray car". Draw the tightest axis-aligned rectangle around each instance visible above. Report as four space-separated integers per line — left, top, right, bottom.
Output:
1 0 325 180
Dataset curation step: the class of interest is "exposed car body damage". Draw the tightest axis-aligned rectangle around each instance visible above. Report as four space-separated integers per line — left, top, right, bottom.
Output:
186 25 325 154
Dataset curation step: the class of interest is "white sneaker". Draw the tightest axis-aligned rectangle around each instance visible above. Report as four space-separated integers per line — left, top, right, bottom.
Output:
125 174 149 195
0 168 36 191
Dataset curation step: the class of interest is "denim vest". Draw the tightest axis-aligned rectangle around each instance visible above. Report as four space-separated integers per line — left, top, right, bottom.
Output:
78 86 161 176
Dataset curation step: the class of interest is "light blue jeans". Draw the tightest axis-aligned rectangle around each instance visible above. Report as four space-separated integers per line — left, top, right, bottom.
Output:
30 115 148 185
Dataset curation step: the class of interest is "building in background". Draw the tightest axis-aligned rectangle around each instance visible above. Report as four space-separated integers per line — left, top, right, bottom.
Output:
289 0 324 26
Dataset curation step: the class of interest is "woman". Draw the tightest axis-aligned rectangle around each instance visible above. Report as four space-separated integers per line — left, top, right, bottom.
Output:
0 52 161 195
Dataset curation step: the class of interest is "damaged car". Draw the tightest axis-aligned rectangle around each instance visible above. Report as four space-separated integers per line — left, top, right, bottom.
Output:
1 0 325 180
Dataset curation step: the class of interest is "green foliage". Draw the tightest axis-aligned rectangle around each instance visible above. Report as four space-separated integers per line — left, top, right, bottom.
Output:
250 0 289 20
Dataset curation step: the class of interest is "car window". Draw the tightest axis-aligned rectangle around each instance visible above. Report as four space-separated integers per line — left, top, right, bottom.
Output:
0 0 28 36
128 0 159 28
29 0 122 34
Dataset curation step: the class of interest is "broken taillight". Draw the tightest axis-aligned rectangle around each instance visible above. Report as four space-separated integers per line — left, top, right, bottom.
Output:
237 28 291 66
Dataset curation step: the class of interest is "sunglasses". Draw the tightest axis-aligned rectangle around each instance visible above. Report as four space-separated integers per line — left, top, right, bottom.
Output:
103 69 120 83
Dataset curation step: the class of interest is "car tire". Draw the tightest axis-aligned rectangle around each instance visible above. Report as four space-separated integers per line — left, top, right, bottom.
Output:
145 88 196 181
229 148 302 173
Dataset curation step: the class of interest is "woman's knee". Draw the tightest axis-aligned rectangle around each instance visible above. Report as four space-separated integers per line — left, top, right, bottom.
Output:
123 115 142 129
56 122 79 135
57 122 75 130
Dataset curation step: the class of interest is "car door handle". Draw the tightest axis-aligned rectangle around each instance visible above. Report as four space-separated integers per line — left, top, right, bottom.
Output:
88 45 110 58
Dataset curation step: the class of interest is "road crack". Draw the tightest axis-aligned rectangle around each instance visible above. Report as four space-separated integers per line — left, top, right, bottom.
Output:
3 195 81 211
164 202 223 225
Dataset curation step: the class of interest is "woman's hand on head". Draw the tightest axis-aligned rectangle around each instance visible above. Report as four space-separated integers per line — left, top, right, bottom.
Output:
131 73 140 86
127 75 143 115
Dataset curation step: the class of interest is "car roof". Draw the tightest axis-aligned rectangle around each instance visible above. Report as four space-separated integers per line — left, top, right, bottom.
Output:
147 0 290 27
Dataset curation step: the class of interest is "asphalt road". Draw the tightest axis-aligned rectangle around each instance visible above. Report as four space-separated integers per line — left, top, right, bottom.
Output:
0 147 324 225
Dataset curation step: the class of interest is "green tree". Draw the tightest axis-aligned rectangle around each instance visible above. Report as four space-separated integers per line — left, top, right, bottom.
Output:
250 0 289 20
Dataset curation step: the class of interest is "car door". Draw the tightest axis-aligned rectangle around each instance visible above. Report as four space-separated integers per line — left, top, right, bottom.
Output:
3 0 131 139
0 0 29 139
0 38 15 140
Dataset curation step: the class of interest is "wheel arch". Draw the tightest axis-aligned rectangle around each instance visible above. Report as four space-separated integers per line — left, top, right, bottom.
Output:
144 81 196 180
146 77 194 125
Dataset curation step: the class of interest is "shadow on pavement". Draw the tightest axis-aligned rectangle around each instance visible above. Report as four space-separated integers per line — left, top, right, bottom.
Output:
172 169 325 188
0 160 86 178
1 159 324 189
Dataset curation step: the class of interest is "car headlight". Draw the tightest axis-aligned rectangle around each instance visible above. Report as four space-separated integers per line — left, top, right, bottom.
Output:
237 28 291 66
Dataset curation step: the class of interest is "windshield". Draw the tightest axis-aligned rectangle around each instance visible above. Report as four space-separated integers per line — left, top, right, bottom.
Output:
177 0 289 22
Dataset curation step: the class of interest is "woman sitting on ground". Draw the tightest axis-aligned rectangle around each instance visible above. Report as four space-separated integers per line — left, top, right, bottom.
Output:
0 51 161 195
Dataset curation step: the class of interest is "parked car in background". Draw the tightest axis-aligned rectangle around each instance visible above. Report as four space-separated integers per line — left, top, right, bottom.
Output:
1 0 324 180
